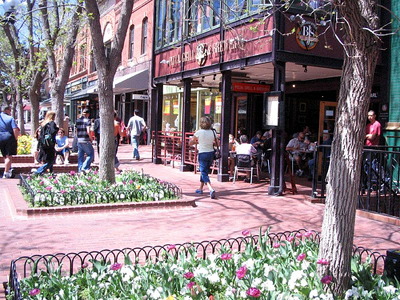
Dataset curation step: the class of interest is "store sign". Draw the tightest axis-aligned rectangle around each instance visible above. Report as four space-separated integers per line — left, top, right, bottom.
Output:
296 22 318 50
169 38 245 67
232 82 271 93
71 84 82 92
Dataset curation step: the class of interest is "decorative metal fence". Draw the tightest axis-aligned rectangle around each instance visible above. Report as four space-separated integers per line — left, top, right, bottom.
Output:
7 229 388 300
312 146 400 218
20 173 182 207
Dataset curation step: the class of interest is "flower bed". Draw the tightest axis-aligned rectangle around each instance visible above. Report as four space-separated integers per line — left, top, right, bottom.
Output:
20 170 181 207
7 229 399 300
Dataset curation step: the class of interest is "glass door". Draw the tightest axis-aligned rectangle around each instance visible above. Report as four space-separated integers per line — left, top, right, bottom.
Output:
235 95 247 138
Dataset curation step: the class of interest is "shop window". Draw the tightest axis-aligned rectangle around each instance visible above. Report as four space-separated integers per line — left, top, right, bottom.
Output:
141 18 148 55
129 25 134 59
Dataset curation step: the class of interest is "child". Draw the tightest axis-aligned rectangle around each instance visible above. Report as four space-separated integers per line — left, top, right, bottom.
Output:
55 128 70 164
32 127 41 165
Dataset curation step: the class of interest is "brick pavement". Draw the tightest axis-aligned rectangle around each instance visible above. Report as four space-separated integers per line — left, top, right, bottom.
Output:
1 143 399 298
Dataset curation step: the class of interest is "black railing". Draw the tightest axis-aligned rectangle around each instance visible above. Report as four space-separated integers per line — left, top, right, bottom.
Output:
312 146 400 218
20 173 182 207
7 229 388 300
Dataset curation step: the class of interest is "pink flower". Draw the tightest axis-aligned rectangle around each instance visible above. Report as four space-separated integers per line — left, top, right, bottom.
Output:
296 233 303 238
221 253 232 260
46 186 52 191
70 185 75 190
297 253 306 261
273 243 280 248
93 170 98 175
236 265 247 279
81 262 89 269
317 258 330 265
129 180 133 184
167 244 176 251
287 235 294 242
39 181 44 186
184 272 194 279
70 171 75 176
29 288 40 296
110 263 122 271
60 190 66 194
242 230 250 236
87 176 92 180
246 287 261 298
304 230 313 238
187 281 195 289
53 179 58 184
321 275 333 284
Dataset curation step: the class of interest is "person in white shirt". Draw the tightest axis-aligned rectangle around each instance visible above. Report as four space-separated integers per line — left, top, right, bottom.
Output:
235 135 257 182
189 116 217 199
127 109 147 160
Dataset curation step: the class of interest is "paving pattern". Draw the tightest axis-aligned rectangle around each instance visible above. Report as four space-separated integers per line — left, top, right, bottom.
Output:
0 143 399 298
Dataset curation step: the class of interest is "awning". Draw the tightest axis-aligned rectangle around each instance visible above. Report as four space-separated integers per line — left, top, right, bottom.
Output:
113 69 149 94
66 85 98 101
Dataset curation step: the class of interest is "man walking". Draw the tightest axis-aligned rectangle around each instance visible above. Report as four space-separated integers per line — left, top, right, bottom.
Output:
76 108 94 172
127 109 146 160
0 106 20 178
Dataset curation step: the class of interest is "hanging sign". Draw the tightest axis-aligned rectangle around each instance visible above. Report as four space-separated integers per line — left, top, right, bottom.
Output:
296 22 319 50
173 100 179 114
204 97 211 114
164 100 171 115
215 96 222 114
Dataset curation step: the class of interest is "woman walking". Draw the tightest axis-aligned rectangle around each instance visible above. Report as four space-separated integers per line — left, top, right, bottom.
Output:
34 111 59 175
190 116 217 199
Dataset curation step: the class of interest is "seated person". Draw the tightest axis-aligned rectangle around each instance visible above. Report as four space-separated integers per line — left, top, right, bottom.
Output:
55 128 70 164
308 133 332 181
235 135 257 182
286 132 310 176
250 131 264 160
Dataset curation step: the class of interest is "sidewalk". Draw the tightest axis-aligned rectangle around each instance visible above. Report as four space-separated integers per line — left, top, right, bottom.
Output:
1 143 399 298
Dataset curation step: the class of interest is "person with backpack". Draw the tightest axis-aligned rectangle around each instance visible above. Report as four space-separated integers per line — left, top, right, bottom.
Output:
32 111 58 175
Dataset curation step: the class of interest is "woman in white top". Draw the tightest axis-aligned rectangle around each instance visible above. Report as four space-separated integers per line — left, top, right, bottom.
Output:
189 116 217 199
235 135 257 182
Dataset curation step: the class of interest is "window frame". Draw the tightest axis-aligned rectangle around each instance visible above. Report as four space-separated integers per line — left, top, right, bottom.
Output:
141 17 148 55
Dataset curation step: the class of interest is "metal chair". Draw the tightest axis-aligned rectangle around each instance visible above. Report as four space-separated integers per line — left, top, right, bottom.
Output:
233 154 259 184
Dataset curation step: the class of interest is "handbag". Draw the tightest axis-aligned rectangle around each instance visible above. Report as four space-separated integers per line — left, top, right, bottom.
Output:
212 129 221 160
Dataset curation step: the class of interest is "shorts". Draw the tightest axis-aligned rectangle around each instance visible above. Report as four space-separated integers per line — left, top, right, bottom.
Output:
56 147 70 157
0 136 17 157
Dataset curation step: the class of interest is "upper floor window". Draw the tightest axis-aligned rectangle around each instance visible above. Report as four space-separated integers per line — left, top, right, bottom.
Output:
90 49 96 73
105 41 112 58
141 18 148 55
79 44 87 72
129 25 135 59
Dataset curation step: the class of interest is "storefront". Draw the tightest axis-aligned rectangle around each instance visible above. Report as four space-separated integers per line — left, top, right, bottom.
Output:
151 0 388 191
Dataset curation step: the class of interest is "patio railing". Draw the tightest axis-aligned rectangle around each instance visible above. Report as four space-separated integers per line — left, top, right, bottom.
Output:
7 229 388 300
312 146 400 218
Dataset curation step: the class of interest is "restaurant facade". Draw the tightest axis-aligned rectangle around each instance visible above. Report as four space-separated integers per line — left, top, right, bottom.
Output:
151 0 390 192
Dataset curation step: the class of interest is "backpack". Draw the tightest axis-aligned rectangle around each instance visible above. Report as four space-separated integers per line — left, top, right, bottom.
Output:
40 123 55 149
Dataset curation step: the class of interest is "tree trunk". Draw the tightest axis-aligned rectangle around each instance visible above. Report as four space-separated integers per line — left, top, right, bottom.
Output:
16 87 25 135
318 0 379 296
85 0 135 183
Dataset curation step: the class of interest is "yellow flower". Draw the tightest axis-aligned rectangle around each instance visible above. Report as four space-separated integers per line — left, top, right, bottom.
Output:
166 296 174 300
136 185 141 189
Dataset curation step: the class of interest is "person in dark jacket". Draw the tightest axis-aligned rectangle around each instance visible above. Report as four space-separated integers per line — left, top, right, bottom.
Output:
33 111 59 175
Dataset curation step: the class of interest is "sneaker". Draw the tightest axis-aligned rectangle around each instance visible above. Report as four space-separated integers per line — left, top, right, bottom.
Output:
195 189 203 194
210 190 216 199
64 160 70 165
297 170 304 177
9 168 15 178
30 168 38 173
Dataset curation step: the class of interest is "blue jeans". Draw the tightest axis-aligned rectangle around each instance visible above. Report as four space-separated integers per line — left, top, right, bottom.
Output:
36 160 54 175
198 151 215 183
78 142 94 172
132 135 140 159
